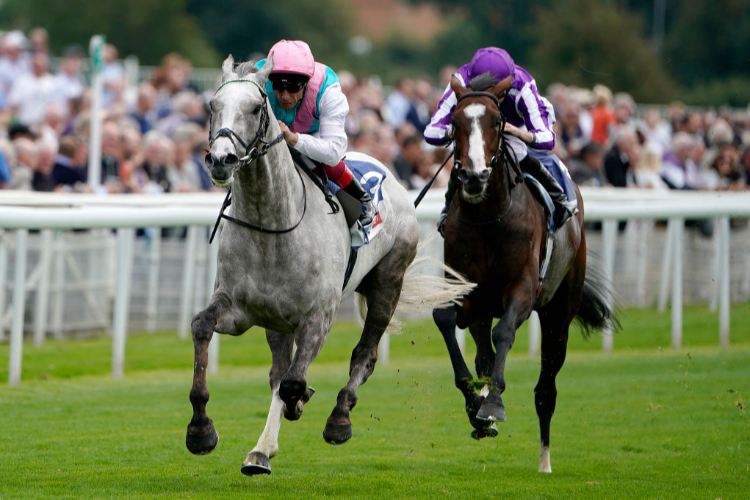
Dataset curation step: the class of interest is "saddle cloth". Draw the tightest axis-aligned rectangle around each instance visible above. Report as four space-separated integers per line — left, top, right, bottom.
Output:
327 157 387 248
528 149 577 204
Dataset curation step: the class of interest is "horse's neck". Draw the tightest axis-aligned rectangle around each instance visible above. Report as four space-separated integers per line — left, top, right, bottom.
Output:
232 126 303 227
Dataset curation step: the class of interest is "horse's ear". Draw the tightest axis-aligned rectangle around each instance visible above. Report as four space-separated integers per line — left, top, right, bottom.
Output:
450 74 467 100
256 52 274 86
221 55 237 83
489 75 513 100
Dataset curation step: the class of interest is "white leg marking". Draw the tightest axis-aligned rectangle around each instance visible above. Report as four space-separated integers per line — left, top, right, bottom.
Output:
249 392 284 460
464 104 487 172
538 442 552 473
480 384 490 398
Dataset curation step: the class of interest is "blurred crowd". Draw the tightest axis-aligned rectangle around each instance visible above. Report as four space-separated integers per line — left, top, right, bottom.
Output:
1 27 749 202
0 28 213 195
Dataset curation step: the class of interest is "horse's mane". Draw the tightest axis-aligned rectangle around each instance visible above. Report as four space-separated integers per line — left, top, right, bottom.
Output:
235 60 259 78
468 71 499 92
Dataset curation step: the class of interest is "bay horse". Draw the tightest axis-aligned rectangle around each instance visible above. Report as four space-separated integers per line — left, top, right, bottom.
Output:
186 55 473 476
432 74 618 472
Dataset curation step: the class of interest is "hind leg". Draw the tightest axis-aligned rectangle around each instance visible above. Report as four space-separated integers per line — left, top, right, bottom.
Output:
534 259 583 472
242 330 300 476
277 312 330 422
323 237 416 445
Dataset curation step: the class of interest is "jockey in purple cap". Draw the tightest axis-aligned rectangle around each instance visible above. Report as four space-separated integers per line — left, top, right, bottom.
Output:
425 47 577 235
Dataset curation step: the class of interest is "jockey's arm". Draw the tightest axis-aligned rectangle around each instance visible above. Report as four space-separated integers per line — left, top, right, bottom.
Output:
424 78 461 147
511 82 556 151
292 83 349 166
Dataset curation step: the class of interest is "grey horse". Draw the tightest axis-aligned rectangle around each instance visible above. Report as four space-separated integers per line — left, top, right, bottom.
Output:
186 55 473 476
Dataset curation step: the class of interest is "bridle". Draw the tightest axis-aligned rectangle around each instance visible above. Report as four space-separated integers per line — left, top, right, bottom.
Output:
208 78 306 243
208 79 286 166
452 90 524 226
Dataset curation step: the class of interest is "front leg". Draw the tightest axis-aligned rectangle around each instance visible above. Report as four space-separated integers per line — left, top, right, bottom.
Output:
186 293 232 455
477 293 533 423
434 307 497 439
242 329 296 476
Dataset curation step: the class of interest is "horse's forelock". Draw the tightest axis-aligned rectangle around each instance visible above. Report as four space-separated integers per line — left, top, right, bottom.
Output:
468 72 499 92
235 60 260 78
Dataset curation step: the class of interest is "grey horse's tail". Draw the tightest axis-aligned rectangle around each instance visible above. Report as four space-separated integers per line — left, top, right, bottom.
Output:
575 255 621 338
356 233 475 334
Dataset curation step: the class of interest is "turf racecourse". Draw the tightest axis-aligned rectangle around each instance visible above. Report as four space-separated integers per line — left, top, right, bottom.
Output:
1 306 748 499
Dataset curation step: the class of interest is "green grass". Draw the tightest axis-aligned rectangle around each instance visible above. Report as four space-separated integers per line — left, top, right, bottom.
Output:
1 305 749 499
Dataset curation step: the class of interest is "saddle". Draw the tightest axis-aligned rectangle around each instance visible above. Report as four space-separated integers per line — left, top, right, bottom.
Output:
286 146 362 227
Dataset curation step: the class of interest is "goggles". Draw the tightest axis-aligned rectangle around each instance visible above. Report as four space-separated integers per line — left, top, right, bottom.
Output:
270 75 309 93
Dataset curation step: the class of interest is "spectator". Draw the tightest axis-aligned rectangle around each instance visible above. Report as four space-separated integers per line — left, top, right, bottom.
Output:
130 83 157 134
660 132 702 190
38 102 66 147
556 103 586 161
10 137 35 190
568 142 605 186
53 45 85 106
53 135 87 189
28 27 49 55
640 108 671 155
0 145 10 188
0 30 30 99
385 78 413 128
704 144 745 191
613 92 635 126
140 131 171 193
405 79 433 133
101 120 123 188
633 144 669 191
32 140 57 192
101 43 125 108
604 125 638 188
8 51 56 127
393 134 423 187
590 84 615 145
168 134 202 192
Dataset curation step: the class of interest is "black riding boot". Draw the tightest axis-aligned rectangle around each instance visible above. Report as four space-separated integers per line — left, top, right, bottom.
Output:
342 177 378 226
520 155 575 228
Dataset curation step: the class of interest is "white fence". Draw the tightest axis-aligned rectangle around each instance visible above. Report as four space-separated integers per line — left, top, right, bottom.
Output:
1 188 750 385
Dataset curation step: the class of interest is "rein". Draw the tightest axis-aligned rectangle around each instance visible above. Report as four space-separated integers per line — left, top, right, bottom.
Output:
450 90 524 227
208 78 305 243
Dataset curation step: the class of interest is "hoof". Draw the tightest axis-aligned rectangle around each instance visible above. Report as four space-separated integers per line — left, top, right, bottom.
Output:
280 379 308 421
476 400 506 423
323 421 353 445
470 423 499 440
186 424 219 455
241 451 271 476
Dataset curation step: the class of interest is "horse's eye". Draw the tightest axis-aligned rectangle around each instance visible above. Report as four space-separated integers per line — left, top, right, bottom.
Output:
252 104 261 115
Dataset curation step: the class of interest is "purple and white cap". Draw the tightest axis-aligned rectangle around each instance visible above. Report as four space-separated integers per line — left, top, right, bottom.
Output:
467 47 515 83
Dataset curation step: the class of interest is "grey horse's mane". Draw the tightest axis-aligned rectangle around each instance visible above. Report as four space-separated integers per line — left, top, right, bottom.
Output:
235 60 259 78
468 71 499 91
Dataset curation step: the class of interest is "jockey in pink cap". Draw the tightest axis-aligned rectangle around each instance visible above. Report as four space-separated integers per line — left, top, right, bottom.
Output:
257 40 377 226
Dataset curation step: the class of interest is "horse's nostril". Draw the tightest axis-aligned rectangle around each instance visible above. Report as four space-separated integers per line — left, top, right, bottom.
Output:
205 153 215 168
224 154 239 166
457 170 470 183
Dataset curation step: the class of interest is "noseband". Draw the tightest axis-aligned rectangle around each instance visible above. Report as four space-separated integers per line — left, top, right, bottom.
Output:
209 79 285 166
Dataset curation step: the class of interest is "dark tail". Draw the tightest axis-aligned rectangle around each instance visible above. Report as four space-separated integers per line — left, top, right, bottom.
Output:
575 256 621 338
